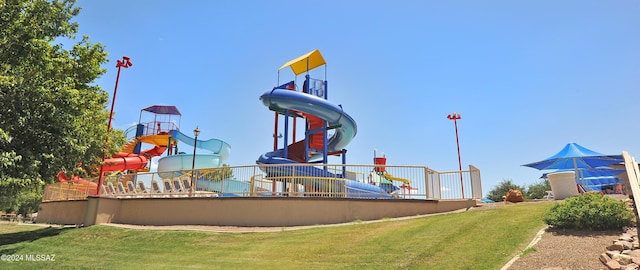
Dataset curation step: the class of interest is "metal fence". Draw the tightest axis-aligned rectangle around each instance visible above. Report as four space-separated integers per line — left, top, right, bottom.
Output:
42 164 482 201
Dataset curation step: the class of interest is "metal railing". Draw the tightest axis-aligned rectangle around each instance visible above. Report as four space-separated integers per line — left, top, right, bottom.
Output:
42 164 482 202
42 182 98 201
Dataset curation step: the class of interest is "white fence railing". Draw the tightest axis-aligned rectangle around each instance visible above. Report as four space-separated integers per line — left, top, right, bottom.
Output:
43 164 482 201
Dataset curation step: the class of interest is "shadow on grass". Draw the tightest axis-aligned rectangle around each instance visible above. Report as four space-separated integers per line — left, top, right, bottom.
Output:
0 226 73 246
546 227 623 237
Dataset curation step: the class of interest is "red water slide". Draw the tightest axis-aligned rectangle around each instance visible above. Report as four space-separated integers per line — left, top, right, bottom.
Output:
98 145 167 171
56 145 167 192
56 171 99 195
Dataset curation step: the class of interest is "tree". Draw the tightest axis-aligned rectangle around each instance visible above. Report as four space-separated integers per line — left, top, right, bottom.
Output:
525 179 551 200
0 0 125 213
201 164 234 181
486 179 525 202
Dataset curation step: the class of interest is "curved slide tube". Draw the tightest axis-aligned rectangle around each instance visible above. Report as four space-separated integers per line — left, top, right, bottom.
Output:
56 171 99 196
56 143 167 195
168 130 231 161
196 178 250 196
98 145 168 172
100 155 148 172
257 89 392 198
157 130 231 176
258 89 356 163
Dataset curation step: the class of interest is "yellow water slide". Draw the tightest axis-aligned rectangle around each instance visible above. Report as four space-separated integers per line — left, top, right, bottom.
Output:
120 134 172 153
382 173 412 184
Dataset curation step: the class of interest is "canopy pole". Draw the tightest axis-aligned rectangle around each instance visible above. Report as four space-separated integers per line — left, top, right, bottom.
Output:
573 157 580 191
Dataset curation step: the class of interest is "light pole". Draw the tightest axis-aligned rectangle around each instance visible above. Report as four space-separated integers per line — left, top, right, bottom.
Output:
190 126 200 196
97 56 133 195
447 112 464 198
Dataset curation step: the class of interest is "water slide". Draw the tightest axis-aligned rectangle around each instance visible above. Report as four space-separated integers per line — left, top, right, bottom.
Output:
196 177 251 196
56 135 169 194
157 129 231 178
99 145 167 172
257 89 393 198
56 171 99 195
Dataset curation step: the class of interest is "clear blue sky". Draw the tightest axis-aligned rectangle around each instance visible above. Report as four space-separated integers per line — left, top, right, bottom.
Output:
72 0 640 195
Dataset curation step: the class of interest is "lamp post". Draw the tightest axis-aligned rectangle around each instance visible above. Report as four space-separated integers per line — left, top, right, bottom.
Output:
97 56 133 195
190 126 200 196
447 112 464 198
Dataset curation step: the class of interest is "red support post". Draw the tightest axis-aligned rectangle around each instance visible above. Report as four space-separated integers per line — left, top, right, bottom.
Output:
447 112 464 198
96 56 133 195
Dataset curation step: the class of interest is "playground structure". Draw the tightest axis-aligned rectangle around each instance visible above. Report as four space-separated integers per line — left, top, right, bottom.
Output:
38 49 484 227
114 105 232 195
371 150 417 197
257 49 408 198
53 105 176 197
48 104 235 199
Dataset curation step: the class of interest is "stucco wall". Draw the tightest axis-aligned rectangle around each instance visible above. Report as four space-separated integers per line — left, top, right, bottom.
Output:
38 197 476 227
37 200 88 225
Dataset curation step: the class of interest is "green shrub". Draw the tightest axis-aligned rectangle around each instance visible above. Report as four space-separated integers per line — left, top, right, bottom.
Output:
526 179 551 200
544 192 635 230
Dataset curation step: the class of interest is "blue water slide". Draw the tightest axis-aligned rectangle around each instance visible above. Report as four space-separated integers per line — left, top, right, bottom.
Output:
169 130 231 161
157 129 231 175
196 178 250 197
257 89 393 198
258 88 356 163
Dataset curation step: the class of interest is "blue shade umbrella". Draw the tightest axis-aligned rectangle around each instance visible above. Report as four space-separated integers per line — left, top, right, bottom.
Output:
522 143 623 171
523 143 623 192
540 168 626 179
540 168 626 192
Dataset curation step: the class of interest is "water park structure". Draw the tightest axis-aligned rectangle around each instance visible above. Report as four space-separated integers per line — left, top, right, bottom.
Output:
256 49 408 198
37 50 485 227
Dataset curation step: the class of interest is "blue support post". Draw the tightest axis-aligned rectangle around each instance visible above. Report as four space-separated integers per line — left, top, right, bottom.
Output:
342 149 347 178
324 80 328 99
133 123 145 154
323 119 328 163
284 110 290 159
323 79 329 163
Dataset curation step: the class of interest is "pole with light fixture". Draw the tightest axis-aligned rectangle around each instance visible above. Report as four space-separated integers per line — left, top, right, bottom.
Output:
447 112 464 198
96 56 133 195
190 126 200 196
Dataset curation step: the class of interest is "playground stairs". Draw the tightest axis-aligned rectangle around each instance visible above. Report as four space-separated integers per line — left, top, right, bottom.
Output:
120 139 139 153
287 141 307 163
306 115 325 150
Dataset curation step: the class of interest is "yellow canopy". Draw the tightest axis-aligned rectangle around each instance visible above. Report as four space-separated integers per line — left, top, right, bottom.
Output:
278 49 326 75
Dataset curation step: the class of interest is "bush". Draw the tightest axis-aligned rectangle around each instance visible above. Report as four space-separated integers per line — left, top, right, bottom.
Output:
544 192 635 230
486 180 525 202
526 179 551 200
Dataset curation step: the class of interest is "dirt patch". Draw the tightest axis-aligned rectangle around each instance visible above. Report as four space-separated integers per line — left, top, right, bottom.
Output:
507 228 621 270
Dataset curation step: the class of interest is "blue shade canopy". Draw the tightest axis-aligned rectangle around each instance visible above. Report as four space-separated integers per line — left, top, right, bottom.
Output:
522 143 623 170
540 168 626 179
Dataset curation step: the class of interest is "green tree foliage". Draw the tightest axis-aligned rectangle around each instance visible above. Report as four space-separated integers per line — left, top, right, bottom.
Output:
201 164 234 181
0 0 125 213
486 179 525 202
525 179 551 200
544 192 634 230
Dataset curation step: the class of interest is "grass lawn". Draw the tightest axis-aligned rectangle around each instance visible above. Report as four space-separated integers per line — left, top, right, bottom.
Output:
0 202 553 269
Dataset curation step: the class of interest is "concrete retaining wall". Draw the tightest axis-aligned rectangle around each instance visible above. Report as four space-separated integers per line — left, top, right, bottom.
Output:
37 197 476 227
